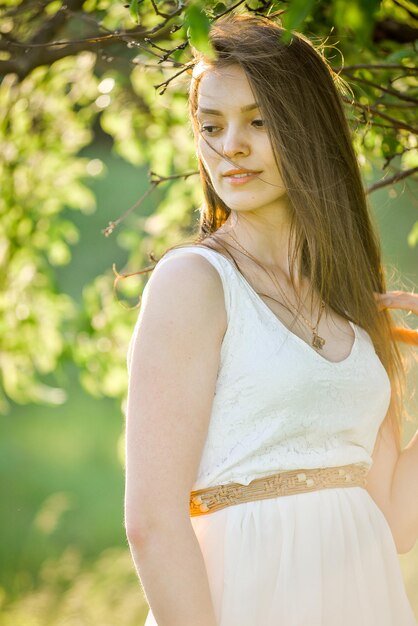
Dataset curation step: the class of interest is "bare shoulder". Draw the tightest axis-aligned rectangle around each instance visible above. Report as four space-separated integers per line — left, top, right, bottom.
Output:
142 250 227 341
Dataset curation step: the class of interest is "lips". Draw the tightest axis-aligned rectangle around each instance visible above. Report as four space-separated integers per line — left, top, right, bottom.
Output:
222 169 262 176
223 172 260 186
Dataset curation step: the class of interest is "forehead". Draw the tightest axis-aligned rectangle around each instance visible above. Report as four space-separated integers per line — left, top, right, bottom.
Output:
197 65 256 113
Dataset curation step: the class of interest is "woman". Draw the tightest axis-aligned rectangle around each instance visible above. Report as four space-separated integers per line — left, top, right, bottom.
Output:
124 14 418 626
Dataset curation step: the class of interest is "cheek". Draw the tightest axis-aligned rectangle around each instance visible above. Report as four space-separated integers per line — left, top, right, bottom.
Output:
196 136 209 162
196 142 218 185
261 144 282 179
259 135 275 159
262 138 282 173
197 136 220 168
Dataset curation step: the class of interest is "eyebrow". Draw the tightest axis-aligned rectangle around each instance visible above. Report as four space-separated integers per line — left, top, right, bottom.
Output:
196 102 260 116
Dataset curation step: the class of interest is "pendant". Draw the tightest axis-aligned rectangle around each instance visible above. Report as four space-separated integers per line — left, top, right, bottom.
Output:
312 333 326 349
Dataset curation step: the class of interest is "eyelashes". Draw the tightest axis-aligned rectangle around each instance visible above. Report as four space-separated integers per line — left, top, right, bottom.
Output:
199 120 266 134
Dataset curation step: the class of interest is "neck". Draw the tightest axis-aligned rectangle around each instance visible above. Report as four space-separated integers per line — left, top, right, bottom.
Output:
216 211 302 282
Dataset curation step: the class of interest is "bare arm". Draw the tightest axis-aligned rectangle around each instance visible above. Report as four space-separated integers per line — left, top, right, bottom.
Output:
367 416 418 554
128 522 218 626
124 253 227 626
368 290 418 554
390 429 418 552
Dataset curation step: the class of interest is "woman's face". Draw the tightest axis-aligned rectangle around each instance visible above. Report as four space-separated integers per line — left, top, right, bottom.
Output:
195 63 288 214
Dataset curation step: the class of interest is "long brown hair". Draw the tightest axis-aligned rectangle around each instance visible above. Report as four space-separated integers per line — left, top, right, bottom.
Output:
122 14 416 449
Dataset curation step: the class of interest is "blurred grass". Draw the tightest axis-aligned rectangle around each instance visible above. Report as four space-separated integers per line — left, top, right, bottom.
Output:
1 144 417 622
0 546 149 625
1 362 126 594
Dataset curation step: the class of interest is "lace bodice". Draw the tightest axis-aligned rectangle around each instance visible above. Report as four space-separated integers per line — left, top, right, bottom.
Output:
127 245 392 491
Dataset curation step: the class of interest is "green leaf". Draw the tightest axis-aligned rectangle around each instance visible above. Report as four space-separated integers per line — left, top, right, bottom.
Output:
48 240 72 266
386 49 416 64
401 148 418 170
184 3 215 59
212 2 227 14
129 0 139 25
281 0 315 33
333 0 380 49
407 221 418 248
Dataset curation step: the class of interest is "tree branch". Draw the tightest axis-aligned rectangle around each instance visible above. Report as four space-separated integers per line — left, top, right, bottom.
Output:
153 62 194 94
366 166 418 194
211 0 246 19
343 71 418 105
335 63 417 73
102 169 199 237
392 0 418 22
0 0 185 80
342 97 418 134
373 18 418 44
28 0 85 45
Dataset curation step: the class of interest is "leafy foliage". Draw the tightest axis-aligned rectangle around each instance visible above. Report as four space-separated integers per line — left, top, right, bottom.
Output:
0 0 417 410
0 54 99 411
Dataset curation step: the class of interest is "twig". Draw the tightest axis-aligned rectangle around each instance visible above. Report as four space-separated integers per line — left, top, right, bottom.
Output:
102 169 199 236
146 2 185 33
375 102 418 109
143 37 188 64
342 97 418 134
335 63 417 73
382 146 417 169
344 71 418 105
102 183 158 237
4 32 117 48
149 0 181 19
211 0 246 20
149 169 198 183
392 0 418 21
366 166 418 194
363 121 398 130
153 62 194 94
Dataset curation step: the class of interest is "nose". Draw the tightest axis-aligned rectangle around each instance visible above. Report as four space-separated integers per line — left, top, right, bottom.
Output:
222 125 250 159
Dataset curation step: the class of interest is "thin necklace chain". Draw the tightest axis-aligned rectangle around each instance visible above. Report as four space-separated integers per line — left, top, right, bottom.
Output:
225 230 327 349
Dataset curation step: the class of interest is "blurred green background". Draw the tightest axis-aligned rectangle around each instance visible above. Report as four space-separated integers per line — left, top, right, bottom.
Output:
1 0 418 624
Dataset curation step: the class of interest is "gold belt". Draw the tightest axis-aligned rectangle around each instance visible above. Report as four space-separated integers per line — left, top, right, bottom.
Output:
190 463 369 517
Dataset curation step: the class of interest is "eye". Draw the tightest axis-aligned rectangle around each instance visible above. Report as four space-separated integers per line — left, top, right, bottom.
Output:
252 119 265 128
200 125 220 134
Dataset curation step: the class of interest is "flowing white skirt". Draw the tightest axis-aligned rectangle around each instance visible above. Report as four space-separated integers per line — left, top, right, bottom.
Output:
143 486 417 626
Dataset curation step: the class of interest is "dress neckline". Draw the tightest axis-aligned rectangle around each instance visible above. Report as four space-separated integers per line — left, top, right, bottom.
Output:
192 244 358 367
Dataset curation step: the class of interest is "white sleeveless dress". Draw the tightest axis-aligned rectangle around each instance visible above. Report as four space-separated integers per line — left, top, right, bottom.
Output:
131 245 417 626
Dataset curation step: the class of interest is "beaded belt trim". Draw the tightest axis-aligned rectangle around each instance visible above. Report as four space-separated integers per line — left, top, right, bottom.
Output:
189 463 369 517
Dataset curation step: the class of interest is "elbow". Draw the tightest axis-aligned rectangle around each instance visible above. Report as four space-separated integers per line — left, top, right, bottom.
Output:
395 537 416 555
396 542 413 555
125 522 148 546
393 528 416 555
124 509 154 546
125 495 192 544
125 507 189 545
384 508 417 555
124 497 157 545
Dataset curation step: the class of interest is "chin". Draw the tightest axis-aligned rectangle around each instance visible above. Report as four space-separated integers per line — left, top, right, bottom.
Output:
225 195 262 208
